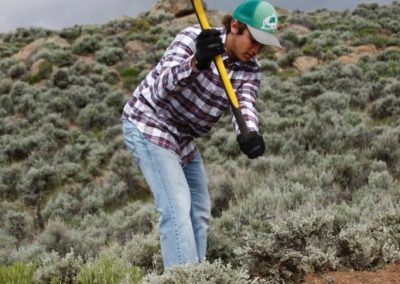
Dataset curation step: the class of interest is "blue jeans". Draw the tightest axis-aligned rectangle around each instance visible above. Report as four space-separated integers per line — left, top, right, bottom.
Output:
122 119 211 268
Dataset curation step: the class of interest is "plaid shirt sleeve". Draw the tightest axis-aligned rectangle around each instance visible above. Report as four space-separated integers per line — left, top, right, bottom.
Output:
152 28 199 99
232 65 262 135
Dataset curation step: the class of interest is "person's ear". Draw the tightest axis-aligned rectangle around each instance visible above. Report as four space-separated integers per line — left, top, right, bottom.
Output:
231 19 239 34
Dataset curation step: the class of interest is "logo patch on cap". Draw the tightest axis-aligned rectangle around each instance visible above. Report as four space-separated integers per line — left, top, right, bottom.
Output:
261 12 277 32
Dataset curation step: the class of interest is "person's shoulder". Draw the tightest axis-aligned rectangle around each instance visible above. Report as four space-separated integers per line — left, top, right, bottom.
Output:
171 25 202 45
179 24 202 37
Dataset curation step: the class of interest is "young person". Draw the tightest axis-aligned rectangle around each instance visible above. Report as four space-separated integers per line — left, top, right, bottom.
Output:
122 0 281 268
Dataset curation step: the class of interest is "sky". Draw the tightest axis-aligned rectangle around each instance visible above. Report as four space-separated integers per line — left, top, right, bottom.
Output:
0 0 395 33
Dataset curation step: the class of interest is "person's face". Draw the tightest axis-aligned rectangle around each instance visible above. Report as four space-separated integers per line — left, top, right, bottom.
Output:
227 20 264 62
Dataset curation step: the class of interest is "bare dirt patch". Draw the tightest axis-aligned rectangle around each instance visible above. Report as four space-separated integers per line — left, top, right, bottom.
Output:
304 264 400 284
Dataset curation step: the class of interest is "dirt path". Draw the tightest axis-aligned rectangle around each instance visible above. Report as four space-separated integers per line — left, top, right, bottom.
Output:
304 264 400 284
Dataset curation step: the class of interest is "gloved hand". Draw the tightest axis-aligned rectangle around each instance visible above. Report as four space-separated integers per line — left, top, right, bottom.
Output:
195 29 224 70
237 131 265 159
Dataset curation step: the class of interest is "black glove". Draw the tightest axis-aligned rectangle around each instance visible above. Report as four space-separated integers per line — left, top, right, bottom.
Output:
195 29 224 70
237 131 265 159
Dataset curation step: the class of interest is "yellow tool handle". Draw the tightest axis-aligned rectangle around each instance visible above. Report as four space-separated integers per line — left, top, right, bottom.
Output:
191 0 249 136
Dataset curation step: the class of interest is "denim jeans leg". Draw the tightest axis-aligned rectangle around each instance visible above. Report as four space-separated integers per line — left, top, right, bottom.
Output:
183 151 211 262
122 120 198 268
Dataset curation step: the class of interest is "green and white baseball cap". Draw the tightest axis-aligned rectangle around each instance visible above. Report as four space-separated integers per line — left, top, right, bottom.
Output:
233 0 281 48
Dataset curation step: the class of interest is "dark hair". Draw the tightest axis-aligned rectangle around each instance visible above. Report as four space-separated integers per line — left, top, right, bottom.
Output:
222 14 247 34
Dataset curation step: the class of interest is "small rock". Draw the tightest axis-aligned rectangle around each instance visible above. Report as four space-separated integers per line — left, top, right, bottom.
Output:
149 0 207 18
165 10 225 31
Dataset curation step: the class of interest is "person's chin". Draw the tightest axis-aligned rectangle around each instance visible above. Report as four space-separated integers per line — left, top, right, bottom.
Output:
240 55 252 62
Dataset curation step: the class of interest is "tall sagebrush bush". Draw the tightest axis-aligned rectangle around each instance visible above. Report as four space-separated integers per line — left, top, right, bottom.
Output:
142 260 258 284
71 35 101 55
34 250 82 284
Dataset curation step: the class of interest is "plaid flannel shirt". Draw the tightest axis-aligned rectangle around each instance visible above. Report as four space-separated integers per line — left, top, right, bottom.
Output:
122 25 261 165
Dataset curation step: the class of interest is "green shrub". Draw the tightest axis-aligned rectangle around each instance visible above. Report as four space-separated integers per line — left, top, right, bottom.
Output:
277 50 301 68
0 262 36 284
108 150 148 192
70 60 92 76
102 19 135 35
122 232 161 270
64 85 91 108
81 25 102 35
234 208 364 282
8 243 45 265
104 70 120 85
130 17 151 33
291 112 348 154
312 91 350 113
142 260 257 284
42 192 80 221
13 93 36 115
367 78 390 101
72 35 101 55
299 82 325 101
77 102 114 130
34 250 82 284
0 165 23 199
50 69 70 89
38 219 79 256
2 133 42 161
0 78 12 94
3 210 33 246
368 128 400 175
78 254 142 284
0 229 16 265
0 58 18 73
102 35 124 48
117 200 156 232
51 49 75 67
59 26 82 42
259 59 279 74
370 95 400 119
336 227 384 270
8 62 27 79
0 46 14 60
281 31 307 49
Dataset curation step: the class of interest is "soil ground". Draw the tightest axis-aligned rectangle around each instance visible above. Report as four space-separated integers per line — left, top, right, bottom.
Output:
303 264 400 284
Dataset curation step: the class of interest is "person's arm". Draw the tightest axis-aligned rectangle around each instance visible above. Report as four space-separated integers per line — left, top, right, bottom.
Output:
233 70 265 159
153 27 223 97
154 28 198 95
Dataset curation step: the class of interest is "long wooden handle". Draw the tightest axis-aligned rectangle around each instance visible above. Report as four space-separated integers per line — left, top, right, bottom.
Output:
191 0 250 137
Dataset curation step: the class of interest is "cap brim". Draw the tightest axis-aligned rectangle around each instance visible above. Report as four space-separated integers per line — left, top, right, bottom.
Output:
247 25 282 48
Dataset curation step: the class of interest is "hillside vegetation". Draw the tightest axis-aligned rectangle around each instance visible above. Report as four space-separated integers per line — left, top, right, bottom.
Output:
0 2 400 283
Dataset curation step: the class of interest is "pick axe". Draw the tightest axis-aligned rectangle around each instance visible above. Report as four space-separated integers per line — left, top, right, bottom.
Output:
191 0 250 137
